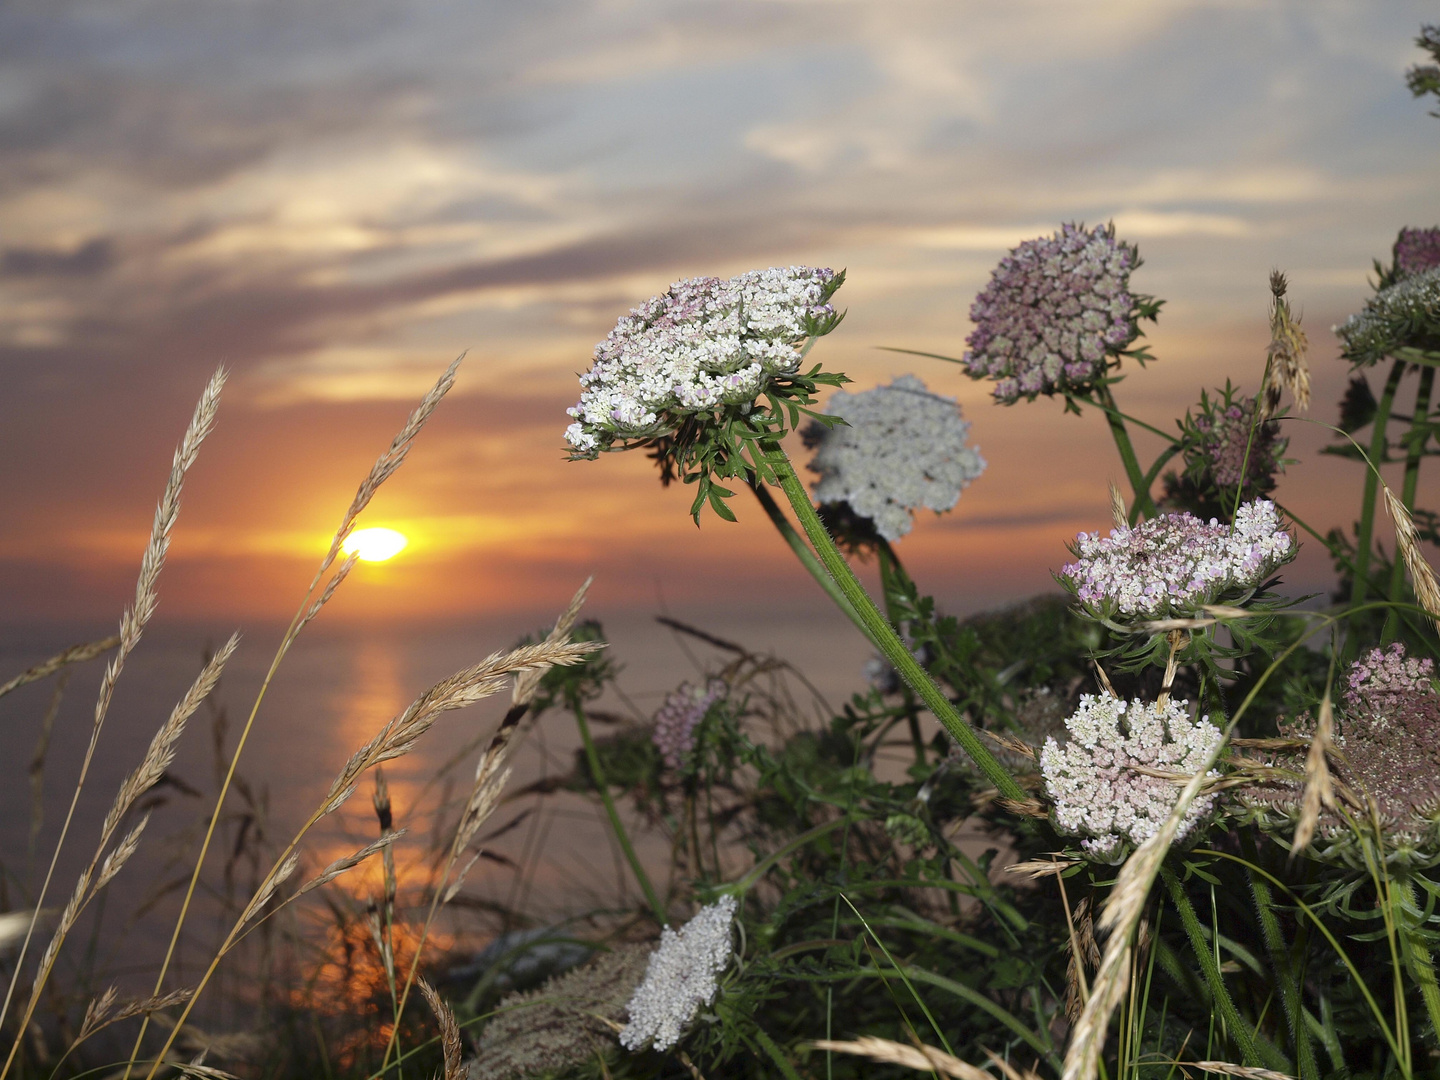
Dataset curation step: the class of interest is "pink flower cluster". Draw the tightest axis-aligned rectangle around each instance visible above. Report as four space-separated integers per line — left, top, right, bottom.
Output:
1194 397 1276 489
1059 499 1293 621
963 223 1137 403
1345 642 1436 714
652 679 728 768
1396 227 1440 278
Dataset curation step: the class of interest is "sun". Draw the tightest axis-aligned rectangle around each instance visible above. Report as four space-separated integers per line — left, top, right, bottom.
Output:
342 527 409 563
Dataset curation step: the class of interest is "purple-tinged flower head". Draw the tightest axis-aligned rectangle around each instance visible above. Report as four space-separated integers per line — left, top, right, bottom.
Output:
1395 227 1440 278
651 679 728 769
1058 499 1294 625
1194 398 1274 488
564 267 843 456
1334 266 1440 367
1163 386 1287 522
963 223 1140 404
807 374 986 541
1040 694 1223 863
1241 643 1440 868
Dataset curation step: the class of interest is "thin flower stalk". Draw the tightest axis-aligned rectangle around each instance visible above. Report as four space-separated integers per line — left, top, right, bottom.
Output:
1096 383 1160 519
122 355 462 1080
0 367 225 1077
756 438 1024 801
1385 364 1436 639
1352 359 1407 608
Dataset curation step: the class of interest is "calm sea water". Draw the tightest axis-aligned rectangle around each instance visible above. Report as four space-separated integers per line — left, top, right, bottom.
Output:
0 603 879 1005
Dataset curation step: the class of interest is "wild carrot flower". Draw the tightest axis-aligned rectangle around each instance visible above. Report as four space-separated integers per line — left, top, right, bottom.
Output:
964 223 1139 403
1040 694 1223 862
621 896 738 1052
1164 386 1286 520
806 375 986 541
652 679 728 769
1334 266 1440 366
564 268 843 455
1395 227 1440 278
1242 644 1440 868
1059 499 1294 623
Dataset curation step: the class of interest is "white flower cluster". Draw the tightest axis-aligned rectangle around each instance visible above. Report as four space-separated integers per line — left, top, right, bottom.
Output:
808 375 986 541
1334 266 1440 367
1040 695 1223 862
620 895 738 1052
1060 499 1293 621
565 268 840 455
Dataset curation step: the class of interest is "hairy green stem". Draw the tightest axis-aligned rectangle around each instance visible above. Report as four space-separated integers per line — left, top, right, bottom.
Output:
573 703 667 926
1384 366 1435 641
1352 359 1407 607
1095 383 1159 518
1391 877 1440 1045
1241 836 1317 1080
759 442 1025 802
1162 867 1279 1070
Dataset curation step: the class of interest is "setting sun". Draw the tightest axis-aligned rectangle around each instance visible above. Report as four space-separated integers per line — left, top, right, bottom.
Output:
342 527 409 562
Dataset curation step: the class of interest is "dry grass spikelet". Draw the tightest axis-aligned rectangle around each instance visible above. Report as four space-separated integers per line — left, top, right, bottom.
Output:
418 979 464 1080
1291 689 1336 857
1109 482 1128 530
1264 270 1310 418
296 829 407 899
1384 485 1440 633
1188 1063 1297 1080
0 635 120 702
811 1037 1026 1080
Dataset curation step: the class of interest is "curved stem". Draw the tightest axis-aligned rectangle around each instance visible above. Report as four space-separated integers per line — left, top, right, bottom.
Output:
1384 366 1435 641
574 703 667 926
1094 384 1159 518
1352 359 1407 607
876 540 925 766
758 441 1025 802
748 482 874 645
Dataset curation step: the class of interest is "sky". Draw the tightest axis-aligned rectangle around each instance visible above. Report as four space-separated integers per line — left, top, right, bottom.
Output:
2 0 1439 631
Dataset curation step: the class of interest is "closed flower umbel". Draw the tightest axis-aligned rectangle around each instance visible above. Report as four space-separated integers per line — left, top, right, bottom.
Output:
1395 226 1440 279
964 223 1139 404
808 374 986 541
1334 266 1440 366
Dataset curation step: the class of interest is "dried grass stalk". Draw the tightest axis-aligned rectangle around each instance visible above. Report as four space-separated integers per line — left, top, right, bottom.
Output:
1 369 226 1048
985 1047 1043 1080
1263 270 1310 418
1189 1063 1296 1080
1291 689 1336 856
1384 485 1440 633
812 1037 991 1080
1064 725 1228 1080
296 830 407 899
1066 897 1100 1024
1109 483 1128 530
1006 857 1080 878
0 635 120 701
418 979 464 1080
237 852 300 930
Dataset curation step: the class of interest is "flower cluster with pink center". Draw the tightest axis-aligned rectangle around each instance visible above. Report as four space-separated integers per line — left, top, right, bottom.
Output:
1059 499 1293 622
963 223 1137 403
1396 226 1440 278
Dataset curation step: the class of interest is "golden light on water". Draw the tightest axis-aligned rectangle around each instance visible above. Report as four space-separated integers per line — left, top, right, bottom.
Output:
342 527 409 562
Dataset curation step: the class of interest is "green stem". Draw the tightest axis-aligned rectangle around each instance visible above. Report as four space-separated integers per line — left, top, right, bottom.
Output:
749 481 876 646
1241 836 1317 1080
758 442 1025 802
1161 867 1277 1070
573 704 667 926
1095 384 1159 518
1352 359 1407 607
750 1027 805 1080
1384 366 1435 641
877 539 925 766
1391 877 1440 1044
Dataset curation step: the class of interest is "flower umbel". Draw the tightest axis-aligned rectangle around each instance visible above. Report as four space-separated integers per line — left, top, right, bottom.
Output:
620 895 738 1052
964 223 1142 404
651 679 728 769
1059 499 1294 624
807 374 986 541
1163 385 1287 521
1040 694 1223 862
1243 644 1440 868
1395 227 1440 279
565 267 847 521
1334 266 1440 366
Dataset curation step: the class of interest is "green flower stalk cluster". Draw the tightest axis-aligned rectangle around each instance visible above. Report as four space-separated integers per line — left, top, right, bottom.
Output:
1335 267 1440 366
1163 384 1287 521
